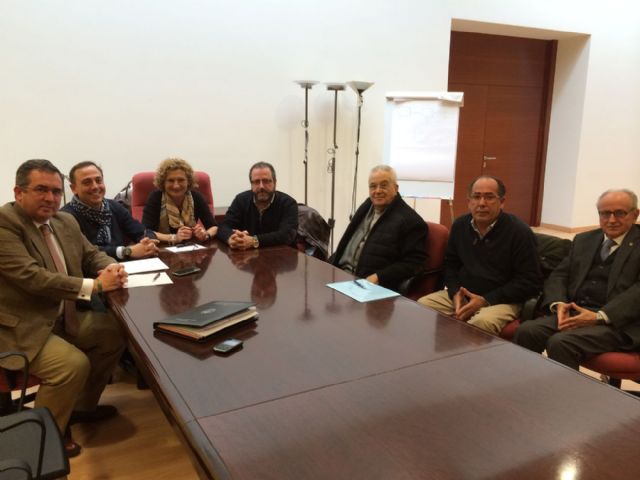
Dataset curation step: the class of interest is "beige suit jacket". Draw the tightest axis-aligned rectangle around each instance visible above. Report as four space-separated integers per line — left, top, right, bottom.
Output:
0 202 115 369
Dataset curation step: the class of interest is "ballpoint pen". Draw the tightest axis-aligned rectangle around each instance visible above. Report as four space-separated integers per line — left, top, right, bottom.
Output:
152 272 160 282
353 279 367 289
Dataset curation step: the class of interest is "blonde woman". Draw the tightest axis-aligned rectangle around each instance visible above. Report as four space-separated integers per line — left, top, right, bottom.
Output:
142 158 217 244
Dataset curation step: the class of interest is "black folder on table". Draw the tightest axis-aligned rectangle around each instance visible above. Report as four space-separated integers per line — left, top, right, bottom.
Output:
153 301 257 341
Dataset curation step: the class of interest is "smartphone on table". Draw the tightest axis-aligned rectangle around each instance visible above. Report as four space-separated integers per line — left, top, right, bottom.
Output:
213 338 243 354
172 266 201 277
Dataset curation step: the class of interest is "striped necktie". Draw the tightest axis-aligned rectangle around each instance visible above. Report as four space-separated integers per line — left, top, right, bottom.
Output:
40 225 79 336
600 238 616 262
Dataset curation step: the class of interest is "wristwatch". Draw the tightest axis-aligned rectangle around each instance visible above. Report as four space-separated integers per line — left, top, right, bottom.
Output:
252 236 259 249
123 246 132 260
595 311 605 324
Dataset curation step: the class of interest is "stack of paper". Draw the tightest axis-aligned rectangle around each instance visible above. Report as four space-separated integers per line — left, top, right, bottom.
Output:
326 280 400 303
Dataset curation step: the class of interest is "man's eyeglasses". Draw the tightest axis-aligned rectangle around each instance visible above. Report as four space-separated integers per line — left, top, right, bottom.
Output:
23 186 64 197
598 210 630 220
469 193 500 202
251 178 274 186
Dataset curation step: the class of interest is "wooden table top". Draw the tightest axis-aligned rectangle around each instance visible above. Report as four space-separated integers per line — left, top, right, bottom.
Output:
108 242 640 480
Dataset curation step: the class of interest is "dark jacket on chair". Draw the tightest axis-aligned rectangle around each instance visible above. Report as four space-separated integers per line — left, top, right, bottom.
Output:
331 195 427 291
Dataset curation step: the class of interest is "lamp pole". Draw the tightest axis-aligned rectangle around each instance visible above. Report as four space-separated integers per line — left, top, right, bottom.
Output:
346 81 374 219
326 83 345 254
295 80 318 205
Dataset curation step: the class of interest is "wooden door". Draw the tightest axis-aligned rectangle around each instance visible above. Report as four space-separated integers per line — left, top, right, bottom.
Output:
442 32 556 227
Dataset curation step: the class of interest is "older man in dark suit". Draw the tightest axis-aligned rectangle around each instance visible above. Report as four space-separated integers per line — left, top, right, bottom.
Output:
515 189 640 369
0 159 128 456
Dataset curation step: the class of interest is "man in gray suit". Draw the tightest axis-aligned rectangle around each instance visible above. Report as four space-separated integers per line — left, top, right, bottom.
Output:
515 189 640 369
0 159 128 456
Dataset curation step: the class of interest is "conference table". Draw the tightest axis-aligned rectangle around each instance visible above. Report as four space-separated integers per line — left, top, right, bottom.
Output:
107 241 640 480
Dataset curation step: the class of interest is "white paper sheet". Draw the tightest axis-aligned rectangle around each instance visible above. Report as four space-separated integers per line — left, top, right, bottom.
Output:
125 272 173 289
121 257 169 274
165 244 207 253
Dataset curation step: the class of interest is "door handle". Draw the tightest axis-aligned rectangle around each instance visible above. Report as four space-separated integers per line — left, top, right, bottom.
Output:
483 156 496 161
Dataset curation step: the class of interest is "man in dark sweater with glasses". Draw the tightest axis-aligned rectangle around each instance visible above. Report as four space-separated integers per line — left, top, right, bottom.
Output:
419 175 542 334
218 162 298 250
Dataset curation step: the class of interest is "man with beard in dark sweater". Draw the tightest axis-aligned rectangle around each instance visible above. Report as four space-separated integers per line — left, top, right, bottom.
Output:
218 162 298 249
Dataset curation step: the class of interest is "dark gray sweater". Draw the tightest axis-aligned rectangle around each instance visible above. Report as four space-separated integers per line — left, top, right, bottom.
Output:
443 211 542 305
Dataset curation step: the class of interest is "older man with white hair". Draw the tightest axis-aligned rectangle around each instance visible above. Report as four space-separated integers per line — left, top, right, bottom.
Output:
515 189 640 370
331 165 427 291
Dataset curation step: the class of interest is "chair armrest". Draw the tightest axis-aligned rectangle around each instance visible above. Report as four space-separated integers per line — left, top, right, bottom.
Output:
520 295 542 321
399 268 444 300
0 458 33 479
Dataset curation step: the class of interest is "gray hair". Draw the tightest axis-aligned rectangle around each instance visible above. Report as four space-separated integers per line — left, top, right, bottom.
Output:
369 165 397 184
597 189 638 209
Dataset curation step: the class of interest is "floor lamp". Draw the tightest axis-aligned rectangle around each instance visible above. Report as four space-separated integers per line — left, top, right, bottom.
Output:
294 80 318 205
326 82 345 255
346 81 374 219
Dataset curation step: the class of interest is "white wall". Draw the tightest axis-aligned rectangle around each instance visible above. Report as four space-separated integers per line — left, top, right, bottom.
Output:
570 7 640 226
539 35 589 227
2 0 639 237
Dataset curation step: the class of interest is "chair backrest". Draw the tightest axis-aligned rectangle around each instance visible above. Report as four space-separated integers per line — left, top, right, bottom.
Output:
425 221 449 274
130 172 155 222
404 221 449 300
194 172 214 212
130 171 214 222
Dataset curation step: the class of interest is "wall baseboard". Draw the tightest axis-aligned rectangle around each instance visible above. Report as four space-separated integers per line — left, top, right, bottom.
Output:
539 222 597 233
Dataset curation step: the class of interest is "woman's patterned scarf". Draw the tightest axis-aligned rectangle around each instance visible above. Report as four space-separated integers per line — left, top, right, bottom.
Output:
159 191 196 233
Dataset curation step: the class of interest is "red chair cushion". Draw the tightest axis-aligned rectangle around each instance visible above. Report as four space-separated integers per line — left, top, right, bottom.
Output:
581 352 640 379
0 369 40 392
499 319 520 341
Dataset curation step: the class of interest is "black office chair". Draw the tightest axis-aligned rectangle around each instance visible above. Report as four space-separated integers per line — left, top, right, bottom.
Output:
0 407 69 479
0 352 70 480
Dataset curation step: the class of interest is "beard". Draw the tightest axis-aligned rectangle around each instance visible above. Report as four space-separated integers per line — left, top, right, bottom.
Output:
254 189 274 203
